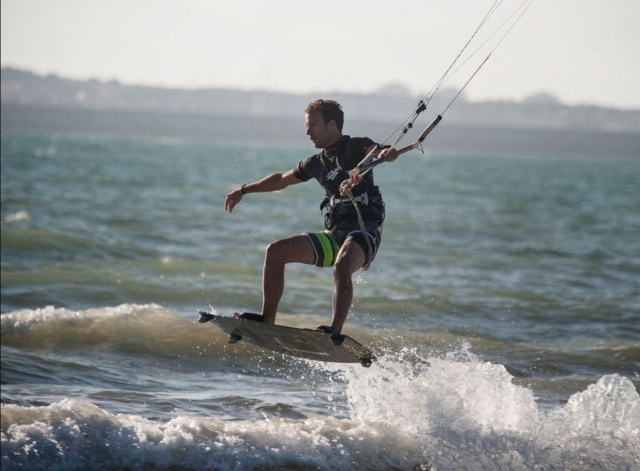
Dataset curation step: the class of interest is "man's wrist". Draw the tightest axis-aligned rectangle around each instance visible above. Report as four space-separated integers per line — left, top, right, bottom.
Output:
240 184 248 195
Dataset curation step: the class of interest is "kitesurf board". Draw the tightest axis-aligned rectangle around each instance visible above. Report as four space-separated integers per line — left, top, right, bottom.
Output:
198 311 375 367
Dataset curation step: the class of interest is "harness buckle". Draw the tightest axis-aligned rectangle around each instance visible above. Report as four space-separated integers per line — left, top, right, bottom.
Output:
330 193 369 207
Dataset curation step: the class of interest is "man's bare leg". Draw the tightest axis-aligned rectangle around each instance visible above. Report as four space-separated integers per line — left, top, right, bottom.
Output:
234 234 315 323
329 237 366 334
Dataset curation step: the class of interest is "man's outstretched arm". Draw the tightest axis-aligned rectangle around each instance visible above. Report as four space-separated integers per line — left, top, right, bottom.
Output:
224 169 302 213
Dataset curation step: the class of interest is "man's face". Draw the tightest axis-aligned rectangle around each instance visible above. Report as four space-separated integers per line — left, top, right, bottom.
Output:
305 110 334 149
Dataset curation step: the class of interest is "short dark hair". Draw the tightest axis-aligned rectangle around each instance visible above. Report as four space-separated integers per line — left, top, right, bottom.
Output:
305 99 344 131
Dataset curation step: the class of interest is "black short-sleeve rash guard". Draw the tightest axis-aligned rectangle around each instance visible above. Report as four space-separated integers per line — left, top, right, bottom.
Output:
293 136 376 198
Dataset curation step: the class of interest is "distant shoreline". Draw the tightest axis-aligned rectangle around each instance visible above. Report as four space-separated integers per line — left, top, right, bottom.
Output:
3 66 640 135
2 103 639 158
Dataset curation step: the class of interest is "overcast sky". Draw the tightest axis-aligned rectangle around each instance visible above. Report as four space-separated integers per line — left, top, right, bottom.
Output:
2 0 639 109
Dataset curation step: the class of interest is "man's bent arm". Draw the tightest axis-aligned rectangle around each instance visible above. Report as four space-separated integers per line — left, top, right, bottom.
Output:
224 169 302 213
243 169 301 194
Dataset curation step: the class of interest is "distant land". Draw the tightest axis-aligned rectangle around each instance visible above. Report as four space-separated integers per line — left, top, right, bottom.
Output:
2 67 640 157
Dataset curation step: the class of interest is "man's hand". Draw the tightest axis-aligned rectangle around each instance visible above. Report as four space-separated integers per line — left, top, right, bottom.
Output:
339 174 361 195
224 188 243 213
379 147 399 162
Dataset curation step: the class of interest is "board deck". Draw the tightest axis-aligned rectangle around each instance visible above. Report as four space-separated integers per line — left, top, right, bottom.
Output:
198 311 375 367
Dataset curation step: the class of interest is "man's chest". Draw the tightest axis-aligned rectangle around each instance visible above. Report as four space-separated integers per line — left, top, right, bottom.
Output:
317 154 350 192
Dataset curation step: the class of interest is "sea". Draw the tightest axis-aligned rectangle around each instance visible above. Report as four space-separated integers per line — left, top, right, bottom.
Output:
1 111 640 470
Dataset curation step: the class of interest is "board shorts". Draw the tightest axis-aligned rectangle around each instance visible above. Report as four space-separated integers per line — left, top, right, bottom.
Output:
305 219 383 268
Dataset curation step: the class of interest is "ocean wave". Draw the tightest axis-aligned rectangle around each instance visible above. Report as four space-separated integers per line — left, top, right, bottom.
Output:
2 371 638 471
0 304 312 352
2 305 639 470
338 351 640 470
2 304 638 383
0 305 473 366
1 398 420 471
1 304 166 336
0 304 216 357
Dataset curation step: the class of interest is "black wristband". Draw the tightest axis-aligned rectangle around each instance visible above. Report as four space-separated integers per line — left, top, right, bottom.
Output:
240 184 247 195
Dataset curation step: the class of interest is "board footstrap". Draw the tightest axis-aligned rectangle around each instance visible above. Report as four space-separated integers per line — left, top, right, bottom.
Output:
316 325 345 346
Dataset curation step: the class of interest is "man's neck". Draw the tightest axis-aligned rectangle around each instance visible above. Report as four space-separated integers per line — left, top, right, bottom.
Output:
324 134 345 152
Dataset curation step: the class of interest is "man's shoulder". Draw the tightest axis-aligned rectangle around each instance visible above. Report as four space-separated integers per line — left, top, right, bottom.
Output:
342 135 374 144
340 136 376 169
343 136 375 151
293 151 323 181
349 136 374 143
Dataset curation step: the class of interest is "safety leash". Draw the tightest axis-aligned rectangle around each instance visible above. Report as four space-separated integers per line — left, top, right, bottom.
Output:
344 188 374 271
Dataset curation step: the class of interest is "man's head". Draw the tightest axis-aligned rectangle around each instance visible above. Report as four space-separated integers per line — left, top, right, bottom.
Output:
305 99 344 132
305 99 344 149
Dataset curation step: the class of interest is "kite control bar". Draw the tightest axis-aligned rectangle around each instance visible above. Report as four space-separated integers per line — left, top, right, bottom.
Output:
341 115 442 193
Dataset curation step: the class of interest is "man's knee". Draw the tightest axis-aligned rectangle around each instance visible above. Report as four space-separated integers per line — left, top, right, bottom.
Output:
265 239 287 260
333 255 351 280
333 247 363 281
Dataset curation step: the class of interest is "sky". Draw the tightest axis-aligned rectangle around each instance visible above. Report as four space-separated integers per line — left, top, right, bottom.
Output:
2 0 639 110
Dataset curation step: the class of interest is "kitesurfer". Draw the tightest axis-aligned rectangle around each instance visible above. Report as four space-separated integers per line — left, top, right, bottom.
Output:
224 99 398 335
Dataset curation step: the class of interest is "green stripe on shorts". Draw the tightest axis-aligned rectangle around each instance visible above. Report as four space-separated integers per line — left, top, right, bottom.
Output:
308 231 340 267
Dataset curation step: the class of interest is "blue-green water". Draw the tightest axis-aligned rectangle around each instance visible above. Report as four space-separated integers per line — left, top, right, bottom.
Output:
1 132 639 470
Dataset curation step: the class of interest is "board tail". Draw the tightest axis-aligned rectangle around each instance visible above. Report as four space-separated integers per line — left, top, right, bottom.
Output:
198 311 214 323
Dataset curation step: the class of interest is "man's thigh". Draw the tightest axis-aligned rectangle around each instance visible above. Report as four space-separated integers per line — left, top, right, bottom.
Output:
267 234 316 265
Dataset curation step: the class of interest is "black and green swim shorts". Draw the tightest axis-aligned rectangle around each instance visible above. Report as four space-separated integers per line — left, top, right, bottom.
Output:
305 221 382 268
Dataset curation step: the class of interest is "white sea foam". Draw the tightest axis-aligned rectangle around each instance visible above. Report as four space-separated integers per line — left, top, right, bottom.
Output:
4 211 32 223
33 146 57 158
338 349 640 470
1 398 416 471
2 350 638 470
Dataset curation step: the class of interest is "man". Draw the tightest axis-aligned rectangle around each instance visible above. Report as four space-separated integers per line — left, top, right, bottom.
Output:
224 99 398 335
